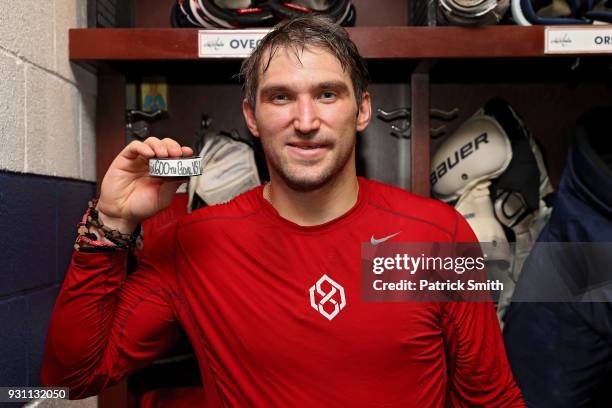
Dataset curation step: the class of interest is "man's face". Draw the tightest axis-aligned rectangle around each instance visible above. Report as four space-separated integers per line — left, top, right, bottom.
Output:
243 46 371 191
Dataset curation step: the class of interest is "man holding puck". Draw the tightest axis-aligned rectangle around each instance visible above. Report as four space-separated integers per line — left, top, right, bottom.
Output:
42 15 524 407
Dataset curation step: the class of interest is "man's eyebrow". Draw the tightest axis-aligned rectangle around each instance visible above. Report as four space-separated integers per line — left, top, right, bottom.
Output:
259 85 290 98
317 81 350 93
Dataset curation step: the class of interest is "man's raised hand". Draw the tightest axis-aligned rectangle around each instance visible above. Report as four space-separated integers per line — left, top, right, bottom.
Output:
96 137 193 233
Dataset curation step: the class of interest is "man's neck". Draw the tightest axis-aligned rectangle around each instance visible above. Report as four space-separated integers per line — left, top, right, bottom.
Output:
265 172 360 227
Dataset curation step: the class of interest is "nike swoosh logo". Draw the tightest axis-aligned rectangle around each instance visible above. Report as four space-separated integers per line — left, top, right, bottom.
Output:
370 231 401 245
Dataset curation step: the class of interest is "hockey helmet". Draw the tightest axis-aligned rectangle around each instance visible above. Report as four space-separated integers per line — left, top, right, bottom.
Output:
171 0 202 27
269 0 356 26
173 0 276 28
438 0 510 25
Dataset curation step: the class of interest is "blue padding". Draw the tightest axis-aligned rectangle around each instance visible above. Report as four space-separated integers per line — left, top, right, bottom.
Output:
521 0 591 24
0 171 95 294
0 297 28 387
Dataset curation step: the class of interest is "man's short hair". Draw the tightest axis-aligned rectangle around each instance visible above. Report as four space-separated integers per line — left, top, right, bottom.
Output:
240 14 369 110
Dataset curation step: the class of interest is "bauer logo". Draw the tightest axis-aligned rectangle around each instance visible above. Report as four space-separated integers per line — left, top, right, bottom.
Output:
431 132 488 187
309 275 347 321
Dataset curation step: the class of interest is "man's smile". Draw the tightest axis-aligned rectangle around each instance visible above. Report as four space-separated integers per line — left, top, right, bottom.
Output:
286 140 331 159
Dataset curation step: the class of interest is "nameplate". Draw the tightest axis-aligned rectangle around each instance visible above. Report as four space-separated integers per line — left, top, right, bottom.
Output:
199 29 271 58
545 26 612 54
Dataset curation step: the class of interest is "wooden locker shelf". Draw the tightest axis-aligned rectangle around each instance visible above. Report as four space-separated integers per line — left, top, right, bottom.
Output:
70 25 568 62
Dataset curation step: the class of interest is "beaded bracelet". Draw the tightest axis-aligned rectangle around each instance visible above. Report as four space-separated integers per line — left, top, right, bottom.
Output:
74 200 115 251
74 199 140 251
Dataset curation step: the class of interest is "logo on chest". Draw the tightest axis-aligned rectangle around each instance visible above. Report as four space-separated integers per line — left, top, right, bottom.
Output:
309 274 347 321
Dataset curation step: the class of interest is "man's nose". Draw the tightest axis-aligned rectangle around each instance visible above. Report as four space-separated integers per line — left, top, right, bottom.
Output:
293 96 321 135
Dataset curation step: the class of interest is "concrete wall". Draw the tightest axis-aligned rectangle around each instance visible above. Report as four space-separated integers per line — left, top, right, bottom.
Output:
0 1 98 406
0 0 96 180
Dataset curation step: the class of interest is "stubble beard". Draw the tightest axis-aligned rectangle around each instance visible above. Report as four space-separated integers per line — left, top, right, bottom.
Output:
264 140 354 192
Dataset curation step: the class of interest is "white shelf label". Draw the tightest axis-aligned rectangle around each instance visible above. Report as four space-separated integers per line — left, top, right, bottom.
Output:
198 29 271 58
545 26 612 54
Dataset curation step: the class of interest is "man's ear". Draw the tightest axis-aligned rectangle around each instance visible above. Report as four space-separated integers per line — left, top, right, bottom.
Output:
242 98 260 137
356 91 371 132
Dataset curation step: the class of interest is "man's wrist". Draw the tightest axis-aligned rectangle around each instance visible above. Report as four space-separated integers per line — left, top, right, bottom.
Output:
89 224 115 246
78 224 117 248
74 200 141 250
96 207 138 235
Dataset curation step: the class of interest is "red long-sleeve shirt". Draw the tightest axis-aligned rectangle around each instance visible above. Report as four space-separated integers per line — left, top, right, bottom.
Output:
42 178 524 407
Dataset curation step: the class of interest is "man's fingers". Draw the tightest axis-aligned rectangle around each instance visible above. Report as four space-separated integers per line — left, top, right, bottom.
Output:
144 137 169 157
121 138 193 163
162 138 183 157
123 140 155 160
181 146 194 157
